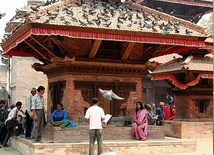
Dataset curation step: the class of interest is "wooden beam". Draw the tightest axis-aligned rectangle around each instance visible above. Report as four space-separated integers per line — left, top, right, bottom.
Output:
89 40 102 58
24 40 50 62
141 45 160 62
121 42 135 60
50 36 66 56
153 45 175 56
30 35 58 57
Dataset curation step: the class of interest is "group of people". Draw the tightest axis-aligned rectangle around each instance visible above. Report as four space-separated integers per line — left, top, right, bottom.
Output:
131 100 176 141
0 86 174 154
0 85 79 148
83 99 167 155
0 85 46 148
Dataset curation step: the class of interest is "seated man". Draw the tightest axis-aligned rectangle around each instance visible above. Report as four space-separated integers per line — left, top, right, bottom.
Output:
50 103 69 127
156 102 165 126
2 101 24 148
145 104 158 125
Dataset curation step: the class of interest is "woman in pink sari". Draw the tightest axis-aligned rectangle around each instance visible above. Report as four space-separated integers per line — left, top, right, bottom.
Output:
132 101 148 140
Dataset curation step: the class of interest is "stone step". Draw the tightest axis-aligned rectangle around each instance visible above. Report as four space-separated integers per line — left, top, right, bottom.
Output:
9 137 197 155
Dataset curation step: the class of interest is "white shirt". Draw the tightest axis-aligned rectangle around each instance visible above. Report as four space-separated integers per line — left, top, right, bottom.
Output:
6 107 18 122
26 93 33 113
85 105 105 130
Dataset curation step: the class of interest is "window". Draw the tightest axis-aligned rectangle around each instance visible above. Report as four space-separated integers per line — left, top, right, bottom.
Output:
196 99 208 114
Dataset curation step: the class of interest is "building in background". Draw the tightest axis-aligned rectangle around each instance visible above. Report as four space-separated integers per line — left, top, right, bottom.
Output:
0 0 47 107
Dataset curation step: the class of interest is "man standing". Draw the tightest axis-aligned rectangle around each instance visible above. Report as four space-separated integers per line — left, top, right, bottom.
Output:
25 88 37 139
85 98 105 155
2 101 23 148
31 86 45 143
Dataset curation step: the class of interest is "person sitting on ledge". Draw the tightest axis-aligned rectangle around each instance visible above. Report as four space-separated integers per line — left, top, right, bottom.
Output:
145 104 158 125
50 103 77 128
131 101 148 141
156 102 165 126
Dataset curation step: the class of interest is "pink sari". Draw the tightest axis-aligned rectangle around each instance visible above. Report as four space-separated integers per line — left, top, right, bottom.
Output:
132 109 148 140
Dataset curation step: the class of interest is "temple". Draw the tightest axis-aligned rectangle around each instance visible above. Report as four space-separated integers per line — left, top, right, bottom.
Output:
0 0 213 154
1 0 210 123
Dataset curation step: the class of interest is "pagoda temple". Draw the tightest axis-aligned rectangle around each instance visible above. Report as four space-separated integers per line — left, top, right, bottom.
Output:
1 0 210 122
137 0 213 23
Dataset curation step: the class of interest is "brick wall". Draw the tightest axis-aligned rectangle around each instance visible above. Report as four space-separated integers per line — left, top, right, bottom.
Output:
175 94 213 120
47 74 142 122
43 124 165 143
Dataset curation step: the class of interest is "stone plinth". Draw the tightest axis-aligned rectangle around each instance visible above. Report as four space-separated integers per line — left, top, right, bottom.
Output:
43 124 165 143
10 137 197 155
164 120 213 138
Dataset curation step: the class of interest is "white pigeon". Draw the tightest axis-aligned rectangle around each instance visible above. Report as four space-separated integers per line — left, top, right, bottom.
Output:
98 88 124 101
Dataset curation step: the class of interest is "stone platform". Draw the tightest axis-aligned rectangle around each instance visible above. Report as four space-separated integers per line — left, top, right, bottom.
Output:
9 136 196 155
164 120 213 138
43 124 165 143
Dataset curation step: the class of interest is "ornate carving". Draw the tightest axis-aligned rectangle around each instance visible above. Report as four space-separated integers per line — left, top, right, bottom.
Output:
43 63 145 77
49 81 66 112
81 90 93 104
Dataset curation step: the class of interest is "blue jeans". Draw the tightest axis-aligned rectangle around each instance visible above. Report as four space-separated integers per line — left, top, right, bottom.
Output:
89 129 103 155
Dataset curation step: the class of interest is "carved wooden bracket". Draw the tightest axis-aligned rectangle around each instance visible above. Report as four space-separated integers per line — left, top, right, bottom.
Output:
30 35 58 58
121 42 135 60
24 40 50 62
89 39 102 58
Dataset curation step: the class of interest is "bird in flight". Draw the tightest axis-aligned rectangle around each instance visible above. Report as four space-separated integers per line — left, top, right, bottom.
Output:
98 88 124 101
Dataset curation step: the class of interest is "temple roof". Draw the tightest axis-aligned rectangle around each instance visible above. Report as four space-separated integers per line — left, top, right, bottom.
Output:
151 55 213 75
24 0 207 36
1 0 210 65
149 0 213 7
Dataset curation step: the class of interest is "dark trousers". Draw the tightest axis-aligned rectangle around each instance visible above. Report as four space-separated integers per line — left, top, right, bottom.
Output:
25 110 33 138
2 120 22 147
0 126 7 145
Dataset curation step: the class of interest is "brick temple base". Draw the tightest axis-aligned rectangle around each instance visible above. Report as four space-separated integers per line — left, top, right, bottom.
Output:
10 137 196 155
164 120 213 138
43 123 165 143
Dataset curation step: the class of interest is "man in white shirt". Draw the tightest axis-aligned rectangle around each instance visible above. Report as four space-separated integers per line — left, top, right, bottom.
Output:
25 88 36 139
2 101 23 148
85 98 105 155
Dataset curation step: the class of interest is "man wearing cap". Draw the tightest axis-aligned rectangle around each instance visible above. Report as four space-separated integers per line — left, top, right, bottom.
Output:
85 98 105 155
156 102 165 126
25 88 37 139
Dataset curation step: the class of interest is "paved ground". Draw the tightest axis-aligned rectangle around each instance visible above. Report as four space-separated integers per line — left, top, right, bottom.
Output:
0 137 212 155
0 146 23 155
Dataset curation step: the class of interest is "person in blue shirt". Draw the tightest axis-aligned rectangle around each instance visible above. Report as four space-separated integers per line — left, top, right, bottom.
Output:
156 102 165 126
50 103 68 126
